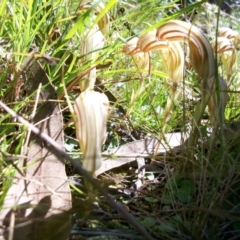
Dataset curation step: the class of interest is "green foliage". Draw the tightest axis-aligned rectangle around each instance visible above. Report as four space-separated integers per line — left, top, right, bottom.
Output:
141 216 157 228
1 0 240 239
164 173 195 204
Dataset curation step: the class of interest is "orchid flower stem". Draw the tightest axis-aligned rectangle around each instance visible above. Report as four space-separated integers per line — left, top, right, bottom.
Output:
126 79 144 117
58 65 97 100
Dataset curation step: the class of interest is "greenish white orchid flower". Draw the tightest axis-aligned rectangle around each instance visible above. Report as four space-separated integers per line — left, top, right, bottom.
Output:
218 27 240 48
74 1 110 187
123 20 229 146
156 20 228 129
123 29 185 134
79 0 110 36
79 0 110 91
211 36 236 84
74 90 109 176
123 37 150 77
156 20 215 80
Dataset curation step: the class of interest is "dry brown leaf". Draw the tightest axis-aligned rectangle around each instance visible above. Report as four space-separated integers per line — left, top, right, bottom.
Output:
0 61 72 240
95 132 189 176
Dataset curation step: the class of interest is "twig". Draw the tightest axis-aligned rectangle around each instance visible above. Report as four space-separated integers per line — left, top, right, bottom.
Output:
8 210 15 240
0 100 155 240
23 82 42 155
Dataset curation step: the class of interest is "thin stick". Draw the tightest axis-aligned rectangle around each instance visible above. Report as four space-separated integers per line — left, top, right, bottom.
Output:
23 82 42 155
0 100 154 240
8 211 15 240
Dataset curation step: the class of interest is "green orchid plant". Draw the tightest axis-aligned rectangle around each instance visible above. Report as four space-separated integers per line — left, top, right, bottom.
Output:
73 0 110 190
74 6 235 187
123 20 229 146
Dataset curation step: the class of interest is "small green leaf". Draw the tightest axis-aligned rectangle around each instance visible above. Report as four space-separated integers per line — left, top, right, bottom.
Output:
157 222 176 233
141 216 156 228
165 172 181 191
145 172 155 180
107 137 120 149
65 139 79 151
175 179 195 203
161 194 173 205
170 215 182 224
157 215 182 233
145 196 158 203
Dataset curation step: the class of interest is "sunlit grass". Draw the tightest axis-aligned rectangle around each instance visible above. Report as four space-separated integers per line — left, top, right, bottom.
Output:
1 0 240 239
